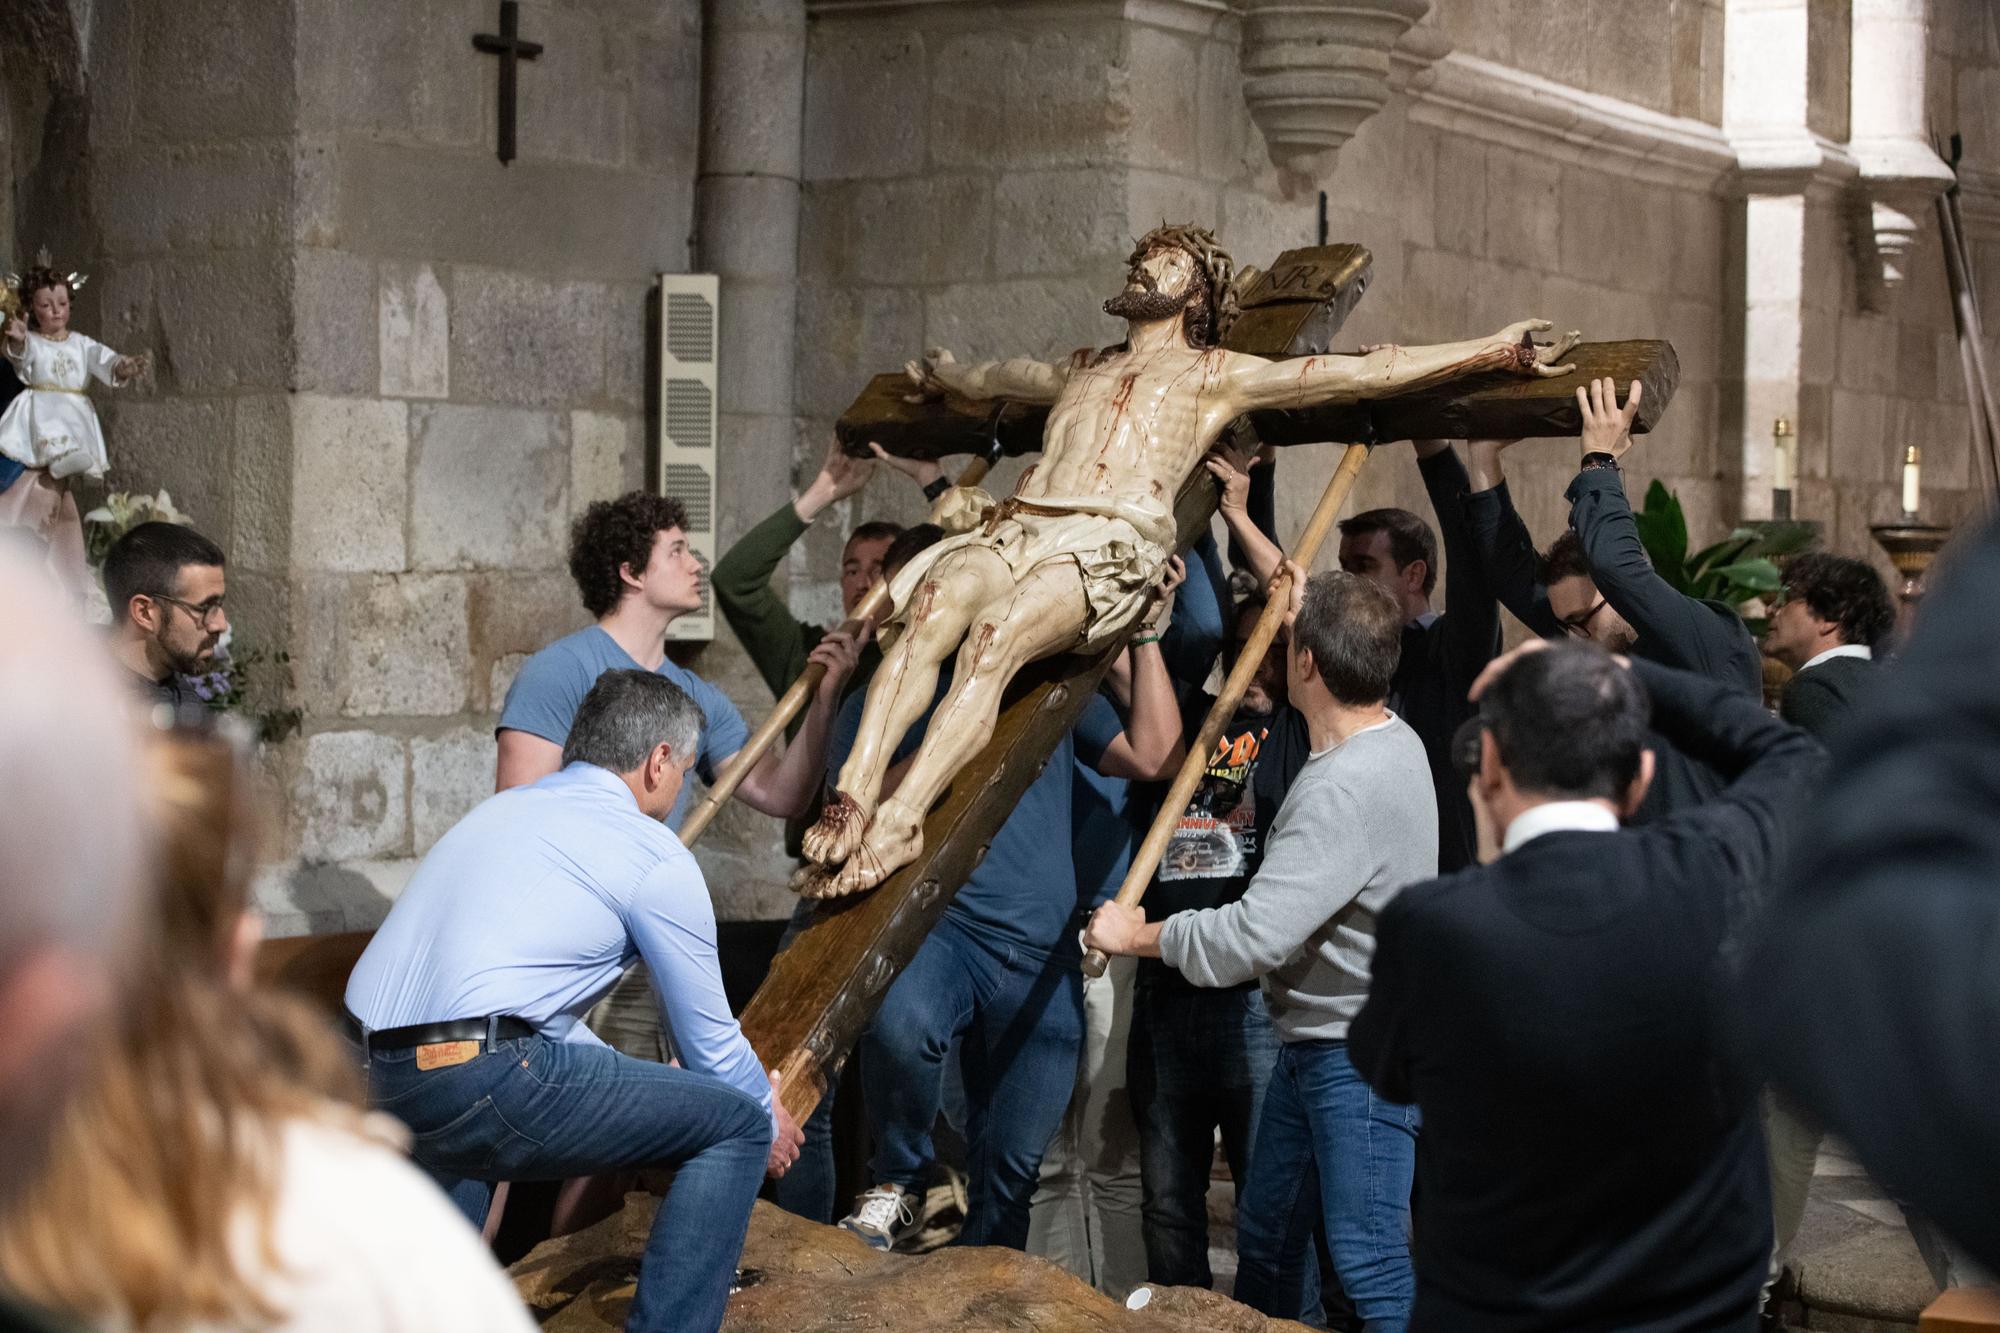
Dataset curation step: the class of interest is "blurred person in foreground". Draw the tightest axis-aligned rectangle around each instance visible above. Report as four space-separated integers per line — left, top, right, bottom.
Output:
0 722 534 1331
0 554 149 1332
1349 640 1819 1331
1739 515 2000 1278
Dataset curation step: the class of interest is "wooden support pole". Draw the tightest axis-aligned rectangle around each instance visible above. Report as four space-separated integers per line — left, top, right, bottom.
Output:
676 451 1000 847
1081 439 1372 978
1937 190 2000 500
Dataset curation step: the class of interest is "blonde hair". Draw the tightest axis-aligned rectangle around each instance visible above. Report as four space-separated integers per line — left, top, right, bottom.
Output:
0 729 362 1326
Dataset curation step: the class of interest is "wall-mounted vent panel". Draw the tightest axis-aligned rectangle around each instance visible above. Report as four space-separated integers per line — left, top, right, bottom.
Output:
656 273 719 643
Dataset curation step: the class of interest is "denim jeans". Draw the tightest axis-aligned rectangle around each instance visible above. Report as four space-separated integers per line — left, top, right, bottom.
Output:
861 911 1084 1248
367 1033 771 1333
1127 981 1283 1289
1233 1039 1418 1332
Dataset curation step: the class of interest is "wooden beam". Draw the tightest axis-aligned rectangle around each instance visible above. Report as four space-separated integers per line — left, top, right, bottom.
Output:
1249 338 1680 446
837 336 1679 461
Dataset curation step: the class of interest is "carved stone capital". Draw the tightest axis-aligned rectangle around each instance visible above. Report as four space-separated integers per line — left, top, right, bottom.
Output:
1237 0 1433 177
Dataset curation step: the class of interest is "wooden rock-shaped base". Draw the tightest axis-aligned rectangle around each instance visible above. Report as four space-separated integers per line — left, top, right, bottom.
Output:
511 1194 1313 1332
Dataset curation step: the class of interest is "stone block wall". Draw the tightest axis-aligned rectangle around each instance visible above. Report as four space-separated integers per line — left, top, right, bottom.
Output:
45 0 704 935
258 0 699 935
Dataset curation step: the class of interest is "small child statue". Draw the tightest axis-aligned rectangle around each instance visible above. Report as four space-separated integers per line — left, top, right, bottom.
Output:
0 261 147 599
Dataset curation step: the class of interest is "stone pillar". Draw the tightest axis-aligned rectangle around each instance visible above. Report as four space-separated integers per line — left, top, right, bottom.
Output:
1849 0 1953 295
697 0 806 546
1723 0 1855 518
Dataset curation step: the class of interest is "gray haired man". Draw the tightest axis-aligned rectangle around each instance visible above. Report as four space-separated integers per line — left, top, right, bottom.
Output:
346 669 801 1333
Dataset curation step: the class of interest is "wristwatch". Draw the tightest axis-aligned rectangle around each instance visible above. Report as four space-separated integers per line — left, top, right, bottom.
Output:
922 476 952 501
1580 451 1619 472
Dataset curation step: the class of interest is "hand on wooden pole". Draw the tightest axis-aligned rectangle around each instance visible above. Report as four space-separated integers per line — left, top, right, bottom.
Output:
1081 440 1372 978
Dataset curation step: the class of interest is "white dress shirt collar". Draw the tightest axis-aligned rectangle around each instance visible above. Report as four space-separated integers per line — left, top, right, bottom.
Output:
1502 800 1620 854
1800 643 1872 673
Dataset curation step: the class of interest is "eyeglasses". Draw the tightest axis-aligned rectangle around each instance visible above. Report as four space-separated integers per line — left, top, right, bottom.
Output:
1559 598 1607 639
150 593 227 629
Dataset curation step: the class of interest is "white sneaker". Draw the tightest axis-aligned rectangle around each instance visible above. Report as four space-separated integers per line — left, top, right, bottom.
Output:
839 1182 919 1250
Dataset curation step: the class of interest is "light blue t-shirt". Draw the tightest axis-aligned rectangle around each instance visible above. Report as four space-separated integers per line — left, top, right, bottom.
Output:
498 625 750 830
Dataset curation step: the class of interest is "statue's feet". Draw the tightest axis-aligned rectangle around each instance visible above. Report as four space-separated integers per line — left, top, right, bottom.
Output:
822 799 927 898
789 862 837 898
801 790 871 866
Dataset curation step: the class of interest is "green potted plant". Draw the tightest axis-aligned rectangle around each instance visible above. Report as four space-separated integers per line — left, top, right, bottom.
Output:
1630 480 1816 633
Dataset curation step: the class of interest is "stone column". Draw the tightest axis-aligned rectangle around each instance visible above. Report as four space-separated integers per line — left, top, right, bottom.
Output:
1723 0 1855 518
1849 0 1953 294
697 0 806 545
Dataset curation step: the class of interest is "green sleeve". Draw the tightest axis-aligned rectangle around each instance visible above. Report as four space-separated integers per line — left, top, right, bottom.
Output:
712 501 821 698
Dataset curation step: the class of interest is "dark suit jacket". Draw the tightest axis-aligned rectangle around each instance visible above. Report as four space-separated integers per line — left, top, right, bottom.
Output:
1389 448 1502 874
1739 516 2000 1272
1351 659 1822 1332
1778 652 1876 740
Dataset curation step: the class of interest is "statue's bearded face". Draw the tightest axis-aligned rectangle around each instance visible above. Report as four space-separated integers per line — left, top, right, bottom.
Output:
1104 244 1200 324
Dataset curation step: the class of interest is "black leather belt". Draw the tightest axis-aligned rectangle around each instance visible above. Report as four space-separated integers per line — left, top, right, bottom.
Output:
344 1009 536 1053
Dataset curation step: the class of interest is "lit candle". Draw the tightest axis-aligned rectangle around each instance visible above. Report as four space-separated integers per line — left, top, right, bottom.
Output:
1902 445 1921 516
1773 417 1795 491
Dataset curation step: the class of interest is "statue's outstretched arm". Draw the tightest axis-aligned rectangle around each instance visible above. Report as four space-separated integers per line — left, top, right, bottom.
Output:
905 347 1070 405
1226 321 1579 413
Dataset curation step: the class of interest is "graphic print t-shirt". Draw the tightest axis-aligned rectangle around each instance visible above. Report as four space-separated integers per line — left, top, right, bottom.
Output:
1143 698 1311 994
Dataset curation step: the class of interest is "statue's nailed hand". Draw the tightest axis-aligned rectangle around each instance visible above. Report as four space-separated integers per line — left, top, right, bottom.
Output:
903 347 958 403
1495 320 1581 378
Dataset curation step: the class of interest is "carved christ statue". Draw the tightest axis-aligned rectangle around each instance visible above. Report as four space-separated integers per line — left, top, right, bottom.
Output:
800 224 1578 896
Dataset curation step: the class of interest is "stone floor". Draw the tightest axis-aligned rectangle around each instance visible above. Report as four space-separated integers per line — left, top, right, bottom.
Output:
1768 1140 1940 1331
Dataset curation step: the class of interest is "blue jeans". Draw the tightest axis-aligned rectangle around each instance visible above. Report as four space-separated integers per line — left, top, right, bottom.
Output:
367 1033 771 1333
1127 981 1283 1288
1234 1039 1418 1332
861 912 1084 1248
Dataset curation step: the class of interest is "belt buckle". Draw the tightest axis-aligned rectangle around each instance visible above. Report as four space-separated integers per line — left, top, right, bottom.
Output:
415 1040 482 1071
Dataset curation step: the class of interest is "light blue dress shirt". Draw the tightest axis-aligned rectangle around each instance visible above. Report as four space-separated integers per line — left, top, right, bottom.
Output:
344 763 770 1116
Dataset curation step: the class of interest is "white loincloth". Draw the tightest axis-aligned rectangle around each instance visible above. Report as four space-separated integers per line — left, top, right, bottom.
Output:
885 488 1176 652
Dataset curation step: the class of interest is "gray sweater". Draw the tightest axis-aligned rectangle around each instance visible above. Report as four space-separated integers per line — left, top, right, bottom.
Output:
1158 714 1437 1042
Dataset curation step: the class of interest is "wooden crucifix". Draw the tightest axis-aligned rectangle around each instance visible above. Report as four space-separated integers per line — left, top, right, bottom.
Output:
473 0 542 165
740 235 1680 1126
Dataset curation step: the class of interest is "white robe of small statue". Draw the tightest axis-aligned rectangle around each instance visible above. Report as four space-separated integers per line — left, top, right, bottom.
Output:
0 262 144 601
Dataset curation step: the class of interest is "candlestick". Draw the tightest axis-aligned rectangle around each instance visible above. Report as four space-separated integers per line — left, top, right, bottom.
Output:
1772 417 1795 520
1901 445 1921 516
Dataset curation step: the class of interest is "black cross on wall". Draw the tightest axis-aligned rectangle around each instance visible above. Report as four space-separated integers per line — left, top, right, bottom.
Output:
473 0 542 165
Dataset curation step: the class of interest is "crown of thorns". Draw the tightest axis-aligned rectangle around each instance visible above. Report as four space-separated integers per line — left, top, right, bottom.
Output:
1129 224 1239 337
